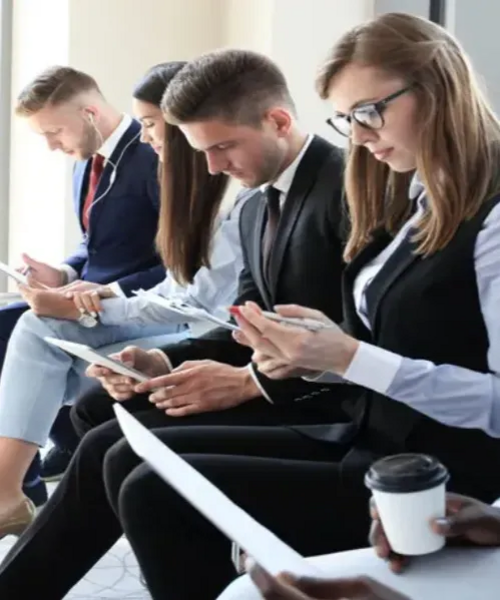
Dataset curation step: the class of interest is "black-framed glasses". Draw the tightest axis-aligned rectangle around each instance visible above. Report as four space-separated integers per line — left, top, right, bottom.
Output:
326 86 412 138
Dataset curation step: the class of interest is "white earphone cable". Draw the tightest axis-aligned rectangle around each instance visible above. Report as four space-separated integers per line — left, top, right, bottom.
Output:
84 113 141 227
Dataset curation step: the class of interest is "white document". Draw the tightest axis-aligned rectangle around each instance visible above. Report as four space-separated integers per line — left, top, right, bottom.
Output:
114 404 321 578
219 546 500 600
115 405 500 600
0 261 28 286
133 289 239 332
45 338 150 383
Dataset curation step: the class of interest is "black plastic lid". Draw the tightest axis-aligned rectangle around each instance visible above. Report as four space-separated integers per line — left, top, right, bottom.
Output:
365 453 449 494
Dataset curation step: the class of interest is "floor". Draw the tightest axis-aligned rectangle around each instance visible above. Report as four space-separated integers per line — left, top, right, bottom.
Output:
0 483 151 599
0 535 150 599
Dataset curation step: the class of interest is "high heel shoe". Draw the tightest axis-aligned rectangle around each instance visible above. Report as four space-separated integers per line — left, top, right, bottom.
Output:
0 497 36 540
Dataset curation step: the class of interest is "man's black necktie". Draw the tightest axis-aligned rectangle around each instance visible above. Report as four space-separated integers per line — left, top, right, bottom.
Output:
262 185 281 281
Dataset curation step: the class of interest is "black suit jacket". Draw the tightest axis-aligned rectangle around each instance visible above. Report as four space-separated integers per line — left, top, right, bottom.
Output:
161 136 351 419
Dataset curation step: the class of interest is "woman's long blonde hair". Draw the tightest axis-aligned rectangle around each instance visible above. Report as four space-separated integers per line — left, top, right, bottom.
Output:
317 12 500 262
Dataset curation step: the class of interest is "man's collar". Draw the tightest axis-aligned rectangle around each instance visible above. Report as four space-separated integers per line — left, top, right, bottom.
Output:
260 134 314 195
98 114 133 160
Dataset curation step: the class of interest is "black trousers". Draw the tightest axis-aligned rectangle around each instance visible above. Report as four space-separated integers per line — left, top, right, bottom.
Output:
0 389 371 600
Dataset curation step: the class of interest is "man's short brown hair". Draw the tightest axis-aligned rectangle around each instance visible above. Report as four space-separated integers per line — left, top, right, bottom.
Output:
161 49 296 126
15 66 101 117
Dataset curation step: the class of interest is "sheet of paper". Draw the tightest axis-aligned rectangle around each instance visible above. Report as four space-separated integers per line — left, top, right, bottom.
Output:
219 546 500 600
114 404 321 578
133 289 239 331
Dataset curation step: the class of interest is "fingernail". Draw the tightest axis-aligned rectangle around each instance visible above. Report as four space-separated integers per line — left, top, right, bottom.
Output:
244 555 256 573
90 311 98 318
278 572 298 585
434 517 450 530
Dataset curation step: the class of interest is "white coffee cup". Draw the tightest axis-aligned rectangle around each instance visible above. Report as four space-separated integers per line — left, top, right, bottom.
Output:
365 453 449 556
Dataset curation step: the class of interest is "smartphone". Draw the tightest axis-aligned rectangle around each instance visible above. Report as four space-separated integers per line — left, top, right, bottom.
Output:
44 337 151 382
0 261 28 286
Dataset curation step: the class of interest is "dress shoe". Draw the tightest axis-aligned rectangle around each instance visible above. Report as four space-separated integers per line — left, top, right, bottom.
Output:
0 497 36 540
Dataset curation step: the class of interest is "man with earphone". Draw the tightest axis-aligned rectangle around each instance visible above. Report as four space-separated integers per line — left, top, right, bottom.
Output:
0 66 168 509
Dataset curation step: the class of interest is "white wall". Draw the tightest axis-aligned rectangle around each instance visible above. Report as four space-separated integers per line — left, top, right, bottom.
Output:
69 0 226 113
271 0 374 145
224 0 274 52
8 0 374 265
449 2 500 114
225 0 374 144
374 0 429 19
9 0 69 274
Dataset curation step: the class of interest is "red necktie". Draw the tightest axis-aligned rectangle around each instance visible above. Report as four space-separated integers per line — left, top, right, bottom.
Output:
82 154 105 231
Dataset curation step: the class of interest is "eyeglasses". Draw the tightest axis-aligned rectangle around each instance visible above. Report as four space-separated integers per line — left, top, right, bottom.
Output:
326 86 412 138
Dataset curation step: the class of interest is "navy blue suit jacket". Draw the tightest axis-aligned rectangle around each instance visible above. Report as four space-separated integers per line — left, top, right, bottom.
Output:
65 120 164 297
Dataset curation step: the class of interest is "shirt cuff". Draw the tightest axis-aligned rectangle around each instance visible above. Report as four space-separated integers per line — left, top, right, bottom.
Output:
343 341 402 394
59 264 79 284
247 363 273 404
148 349 173 373
303 371 345 384
108 281 125 298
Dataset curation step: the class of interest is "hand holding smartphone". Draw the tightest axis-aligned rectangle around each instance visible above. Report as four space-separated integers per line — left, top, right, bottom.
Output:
44 337 150 382
0 261 29 286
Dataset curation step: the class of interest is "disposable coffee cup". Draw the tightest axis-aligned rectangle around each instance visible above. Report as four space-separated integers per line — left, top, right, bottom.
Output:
365 453 449 556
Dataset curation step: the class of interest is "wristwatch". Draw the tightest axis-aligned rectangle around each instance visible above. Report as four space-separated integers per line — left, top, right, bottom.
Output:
78 310 99 328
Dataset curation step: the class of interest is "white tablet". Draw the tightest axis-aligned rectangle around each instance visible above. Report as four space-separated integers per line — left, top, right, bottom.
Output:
114 404 320 578
45 337 151 383
0 261 28 286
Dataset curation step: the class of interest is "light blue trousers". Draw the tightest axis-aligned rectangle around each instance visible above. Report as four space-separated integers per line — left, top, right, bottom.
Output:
0 311 188 446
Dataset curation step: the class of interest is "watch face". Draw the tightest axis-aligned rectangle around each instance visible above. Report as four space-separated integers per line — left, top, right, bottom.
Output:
79 313 98 328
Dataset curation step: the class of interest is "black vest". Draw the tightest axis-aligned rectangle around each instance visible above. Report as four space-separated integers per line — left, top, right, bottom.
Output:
341 193 500 502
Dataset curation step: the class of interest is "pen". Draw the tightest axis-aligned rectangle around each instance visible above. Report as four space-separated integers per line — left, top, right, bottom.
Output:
229 306 333 332
260 312 332 331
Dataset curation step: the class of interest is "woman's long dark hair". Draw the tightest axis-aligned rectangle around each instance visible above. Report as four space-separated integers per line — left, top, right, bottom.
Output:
133 63 229 285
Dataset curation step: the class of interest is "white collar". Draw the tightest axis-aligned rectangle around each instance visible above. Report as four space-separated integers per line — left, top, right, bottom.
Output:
260 134 314 195
98 114 133 160
408 171 428 211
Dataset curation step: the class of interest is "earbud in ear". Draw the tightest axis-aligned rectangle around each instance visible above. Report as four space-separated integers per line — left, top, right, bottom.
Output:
86 112 95 125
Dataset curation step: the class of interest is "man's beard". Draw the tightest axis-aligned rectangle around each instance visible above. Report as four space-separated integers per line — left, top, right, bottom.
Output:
250 146 287 188
79 121 101 159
